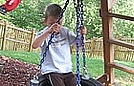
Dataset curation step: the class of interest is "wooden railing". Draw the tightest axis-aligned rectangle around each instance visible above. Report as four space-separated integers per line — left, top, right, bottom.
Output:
100 0 134 85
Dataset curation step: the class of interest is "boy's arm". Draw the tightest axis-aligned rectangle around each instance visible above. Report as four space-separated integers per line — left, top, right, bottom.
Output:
80 26 87 35
32 23 62 49
80 26 87 46
32 29 51 49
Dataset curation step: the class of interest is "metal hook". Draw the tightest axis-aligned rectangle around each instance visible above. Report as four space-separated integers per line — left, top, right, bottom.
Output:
82 67 90 80
29 75 39 86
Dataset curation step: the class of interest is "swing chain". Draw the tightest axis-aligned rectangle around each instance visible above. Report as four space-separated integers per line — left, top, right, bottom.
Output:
39 33 54 69
73 0 82 86
73 0 89 85
79 0 90 80
56 0 69 24
0 6 6 15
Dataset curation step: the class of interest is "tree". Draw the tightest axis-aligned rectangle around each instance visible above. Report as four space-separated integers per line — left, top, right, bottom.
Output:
1 0 133 39
112 0 134 38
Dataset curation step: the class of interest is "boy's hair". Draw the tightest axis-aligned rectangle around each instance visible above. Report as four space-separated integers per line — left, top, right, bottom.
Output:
44 4 62 19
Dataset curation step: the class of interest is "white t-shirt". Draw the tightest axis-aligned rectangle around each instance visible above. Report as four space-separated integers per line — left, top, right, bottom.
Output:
36 26 76 74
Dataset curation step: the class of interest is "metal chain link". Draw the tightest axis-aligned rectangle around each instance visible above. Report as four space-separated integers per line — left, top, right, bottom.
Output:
39 0 69 69
79 0 90 80
73 0 81 86
73 0 89 86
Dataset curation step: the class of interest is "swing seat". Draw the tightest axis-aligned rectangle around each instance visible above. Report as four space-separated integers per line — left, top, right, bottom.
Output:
81 77 103 86
38 74 103 86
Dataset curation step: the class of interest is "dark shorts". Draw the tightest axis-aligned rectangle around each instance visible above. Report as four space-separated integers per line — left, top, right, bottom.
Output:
39 72 77 86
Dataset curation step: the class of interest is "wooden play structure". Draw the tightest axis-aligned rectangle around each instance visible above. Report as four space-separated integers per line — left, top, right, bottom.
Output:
0 0 134 86
97 0 134 85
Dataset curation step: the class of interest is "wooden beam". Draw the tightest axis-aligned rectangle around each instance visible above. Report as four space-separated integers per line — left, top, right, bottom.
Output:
108 39 134 50
96 74 108 83
109 63 134 75
1 21 7 50
108 12 134 21
101 0 115 85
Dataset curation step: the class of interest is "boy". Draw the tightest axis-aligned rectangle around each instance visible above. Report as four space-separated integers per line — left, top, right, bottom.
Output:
32 4 86 86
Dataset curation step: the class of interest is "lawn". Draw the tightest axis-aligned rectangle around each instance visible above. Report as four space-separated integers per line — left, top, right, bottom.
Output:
0 50 134 86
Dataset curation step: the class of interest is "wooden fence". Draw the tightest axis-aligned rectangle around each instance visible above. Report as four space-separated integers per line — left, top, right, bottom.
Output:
0 20 36 52
0 20 134 61
71 38 134 61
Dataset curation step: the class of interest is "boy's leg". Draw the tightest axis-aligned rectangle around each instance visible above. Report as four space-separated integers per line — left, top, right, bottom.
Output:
38 74 51 86
64 72 77 86
48 73 65 86
39 72 76 86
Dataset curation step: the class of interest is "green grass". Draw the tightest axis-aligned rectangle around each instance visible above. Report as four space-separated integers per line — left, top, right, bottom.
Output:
0 50 40 65
0 50 134 86
71 55 104 78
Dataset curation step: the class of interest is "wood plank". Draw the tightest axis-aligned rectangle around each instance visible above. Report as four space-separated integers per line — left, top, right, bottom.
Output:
6 38 29 45
101 0 115 85
109 62 134 75
108 12 134 21
108 39 134 50
96 74 108 83
7 25 32 33
1 22 7 50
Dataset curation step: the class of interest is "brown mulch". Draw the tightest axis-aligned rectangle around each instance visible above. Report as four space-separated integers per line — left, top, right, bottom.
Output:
0 56 41 86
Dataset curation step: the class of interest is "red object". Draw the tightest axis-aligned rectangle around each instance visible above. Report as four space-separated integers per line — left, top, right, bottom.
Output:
2 0 21 12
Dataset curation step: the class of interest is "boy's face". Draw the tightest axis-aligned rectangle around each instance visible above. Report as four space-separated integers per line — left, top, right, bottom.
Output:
44 16 63 28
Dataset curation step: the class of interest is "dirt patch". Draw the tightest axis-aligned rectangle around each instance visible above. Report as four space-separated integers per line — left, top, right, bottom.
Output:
0 56 41 86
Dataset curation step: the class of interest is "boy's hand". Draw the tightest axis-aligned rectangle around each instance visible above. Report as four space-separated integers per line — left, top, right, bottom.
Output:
49 23 62 34
80 26 87 35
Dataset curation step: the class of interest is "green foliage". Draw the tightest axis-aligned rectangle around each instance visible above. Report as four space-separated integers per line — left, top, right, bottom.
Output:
113 0 134 38
1 0 102 39
0 0 5 4
6 0 43 30
84 0 102 39
59 0 102 39
0 0 134 38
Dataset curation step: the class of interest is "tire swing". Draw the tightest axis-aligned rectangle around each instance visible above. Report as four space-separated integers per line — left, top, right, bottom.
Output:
0 0 21 14
29 0 103 86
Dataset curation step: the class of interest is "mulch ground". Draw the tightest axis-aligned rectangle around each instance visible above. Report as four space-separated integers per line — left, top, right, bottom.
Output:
0 56 41 86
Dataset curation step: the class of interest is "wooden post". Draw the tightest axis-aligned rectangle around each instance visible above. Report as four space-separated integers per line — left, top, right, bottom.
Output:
1 21 7 50
100 0 115 85
29 29 35 52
